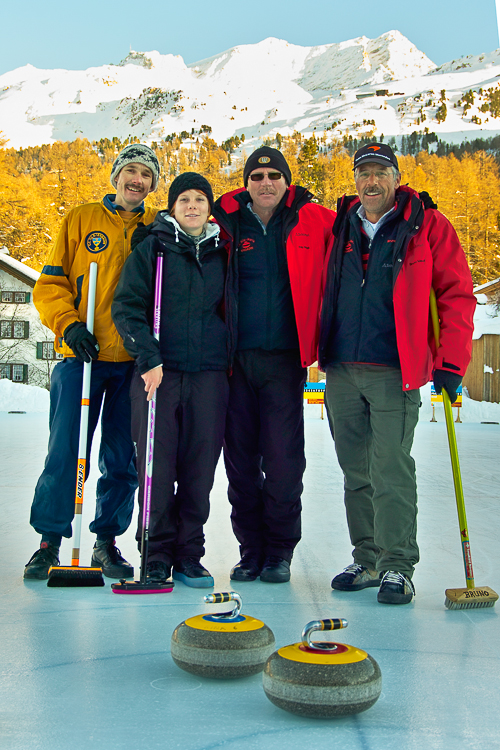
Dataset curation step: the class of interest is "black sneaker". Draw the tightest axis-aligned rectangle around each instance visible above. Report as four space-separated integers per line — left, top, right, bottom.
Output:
172 558 214 588
377 571 415 605
331 563 381 591
146 561 171 582
24 542 60 580
260 556 290 583
230 554 263 582
91 539 134 579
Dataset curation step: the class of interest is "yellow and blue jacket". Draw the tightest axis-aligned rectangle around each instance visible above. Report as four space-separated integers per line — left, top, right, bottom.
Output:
34 195 157 362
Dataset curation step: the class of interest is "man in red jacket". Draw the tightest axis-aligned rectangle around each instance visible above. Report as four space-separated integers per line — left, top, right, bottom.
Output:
212 146 334 583
319 143 476 604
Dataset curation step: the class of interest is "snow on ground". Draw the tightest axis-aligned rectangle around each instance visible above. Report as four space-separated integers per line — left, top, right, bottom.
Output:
0 378 49 412
1 377 498 423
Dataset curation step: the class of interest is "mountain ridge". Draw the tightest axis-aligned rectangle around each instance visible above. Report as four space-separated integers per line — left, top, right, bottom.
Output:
1 31 500 150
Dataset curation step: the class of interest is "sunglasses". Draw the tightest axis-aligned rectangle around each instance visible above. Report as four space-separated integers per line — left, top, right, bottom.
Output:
249 172 283 182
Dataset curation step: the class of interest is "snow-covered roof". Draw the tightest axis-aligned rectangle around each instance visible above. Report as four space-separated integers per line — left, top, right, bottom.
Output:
473 294 500 339
474 277 500 297
0 252 39 287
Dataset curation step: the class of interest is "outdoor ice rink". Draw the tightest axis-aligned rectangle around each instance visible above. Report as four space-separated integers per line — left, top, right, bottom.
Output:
1 406 499 750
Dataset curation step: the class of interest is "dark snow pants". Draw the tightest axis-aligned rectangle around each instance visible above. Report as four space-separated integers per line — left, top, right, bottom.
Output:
30 358 137 542
130 368 229 565
223 349 307 562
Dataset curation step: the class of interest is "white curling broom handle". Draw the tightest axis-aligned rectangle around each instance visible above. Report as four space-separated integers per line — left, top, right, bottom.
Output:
72 262 98 566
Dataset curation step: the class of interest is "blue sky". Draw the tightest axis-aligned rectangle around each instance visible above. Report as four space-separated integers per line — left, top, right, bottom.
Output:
1 0 498 76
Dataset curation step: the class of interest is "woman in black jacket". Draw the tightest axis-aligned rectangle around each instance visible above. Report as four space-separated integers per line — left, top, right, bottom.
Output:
112 173 234 587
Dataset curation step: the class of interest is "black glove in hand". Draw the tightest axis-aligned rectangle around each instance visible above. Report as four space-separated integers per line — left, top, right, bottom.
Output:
419 191 438 210
433 369 462 405
64 321 100 363
131 222 153 251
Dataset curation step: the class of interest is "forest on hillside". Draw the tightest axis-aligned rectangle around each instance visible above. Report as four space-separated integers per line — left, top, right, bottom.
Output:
1 131 499 285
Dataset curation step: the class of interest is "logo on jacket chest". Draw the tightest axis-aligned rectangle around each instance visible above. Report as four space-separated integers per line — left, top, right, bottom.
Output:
85 231 109 253
344 239 354 253
239 237 255 253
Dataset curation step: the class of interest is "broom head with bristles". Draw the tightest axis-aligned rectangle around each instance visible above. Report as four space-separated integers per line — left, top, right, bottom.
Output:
111 579 174 594
444 586 499 610
47 565 105 587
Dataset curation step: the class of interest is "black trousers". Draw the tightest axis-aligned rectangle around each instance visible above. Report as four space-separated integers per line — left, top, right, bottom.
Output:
131 368 229 565
223 349 307 562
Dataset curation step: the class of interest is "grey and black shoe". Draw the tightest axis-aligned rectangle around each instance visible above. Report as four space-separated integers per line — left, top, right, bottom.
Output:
331 563 381 591
24 542 60 580
377 571 415 605
173 558 214 588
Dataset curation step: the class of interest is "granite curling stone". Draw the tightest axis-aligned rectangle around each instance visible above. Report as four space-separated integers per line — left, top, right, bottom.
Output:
171 592 275 679
263 618 382 718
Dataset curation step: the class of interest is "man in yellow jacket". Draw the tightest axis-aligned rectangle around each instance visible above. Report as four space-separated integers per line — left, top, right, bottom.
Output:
24 144 159 580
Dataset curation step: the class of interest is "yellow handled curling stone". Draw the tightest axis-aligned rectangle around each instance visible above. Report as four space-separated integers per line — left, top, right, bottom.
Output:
263 618 382 718
171 592 276 679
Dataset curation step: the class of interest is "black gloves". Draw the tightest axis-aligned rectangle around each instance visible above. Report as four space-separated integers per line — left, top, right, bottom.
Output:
131 222 153 251
63 321 99 363
419 191 438 210
433 369 462 404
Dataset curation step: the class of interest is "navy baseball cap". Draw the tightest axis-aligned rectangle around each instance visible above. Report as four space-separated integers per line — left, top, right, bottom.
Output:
353 143 399 171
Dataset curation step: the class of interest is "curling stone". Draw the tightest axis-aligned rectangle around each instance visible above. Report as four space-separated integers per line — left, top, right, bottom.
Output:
171 592 275 679
263 618 381 718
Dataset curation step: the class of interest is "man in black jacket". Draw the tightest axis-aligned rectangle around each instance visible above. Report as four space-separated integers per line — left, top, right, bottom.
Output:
212 147 334 583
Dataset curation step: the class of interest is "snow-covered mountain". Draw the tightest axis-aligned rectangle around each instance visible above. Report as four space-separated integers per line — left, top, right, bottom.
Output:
1 30 500 150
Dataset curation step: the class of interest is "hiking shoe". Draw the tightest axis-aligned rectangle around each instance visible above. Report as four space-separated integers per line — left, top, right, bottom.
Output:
91 539 133 579
146 561 171 582
24 542 60 580
331 563 381 591
230 554 262 582
172 558 214 588
260 556 291 583
377 571 415 605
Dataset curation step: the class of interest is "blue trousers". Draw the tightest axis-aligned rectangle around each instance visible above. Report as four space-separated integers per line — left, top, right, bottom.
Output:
30 358 138 540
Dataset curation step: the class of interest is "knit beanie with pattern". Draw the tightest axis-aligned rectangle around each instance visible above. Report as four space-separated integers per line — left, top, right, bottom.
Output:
110 144 160 191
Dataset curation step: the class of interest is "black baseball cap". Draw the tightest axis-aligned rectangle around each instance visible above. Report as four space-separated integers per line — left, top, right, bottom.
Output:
353 143 399 171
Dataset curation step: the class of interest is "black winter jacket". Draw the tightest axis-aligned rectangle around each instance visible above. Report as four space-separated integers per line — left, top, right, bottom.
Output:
112 214 234 374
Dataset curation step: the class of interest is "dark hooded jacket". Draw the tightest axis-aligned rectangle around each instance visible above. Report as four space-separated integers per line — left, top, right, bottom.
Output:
112 213 235 374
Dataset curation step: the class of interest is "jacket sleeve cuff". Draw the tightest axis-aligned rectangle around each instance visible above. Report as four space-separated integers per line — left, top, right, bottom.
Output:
137 353 163 375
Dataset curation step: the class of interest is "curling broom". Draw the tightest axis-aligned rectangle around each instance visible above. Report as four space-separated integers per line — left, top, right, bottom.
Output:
430 288 497 609
47 262 104 587
112 248 173 594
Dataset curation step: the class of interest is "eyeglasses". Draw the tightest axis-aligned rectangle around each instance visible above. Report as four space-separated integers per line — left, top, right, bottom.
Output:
249 172 283 182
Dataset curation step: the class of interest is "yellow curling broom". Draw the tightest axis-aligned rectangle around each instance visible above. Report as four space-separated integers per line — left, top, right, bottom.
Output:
430 289 498 609
47 262 104 587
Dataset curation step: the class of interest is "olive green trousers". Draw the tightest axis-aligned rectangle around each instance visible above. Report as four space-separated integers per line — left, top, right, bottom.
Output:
325 364 421 577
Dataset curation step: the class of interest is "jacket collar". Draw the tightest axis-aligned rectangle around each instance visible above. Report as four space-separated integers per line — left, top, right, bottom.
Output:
103 194 146 215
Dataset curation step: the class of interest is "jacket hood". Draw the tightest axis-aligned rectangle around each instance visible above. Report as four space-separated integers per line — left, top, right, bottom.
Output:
152 213 221 246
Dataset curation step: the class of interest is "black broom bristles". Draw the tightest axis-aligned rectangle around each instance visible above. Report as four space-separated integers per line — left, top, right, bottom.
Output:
47 566 105 587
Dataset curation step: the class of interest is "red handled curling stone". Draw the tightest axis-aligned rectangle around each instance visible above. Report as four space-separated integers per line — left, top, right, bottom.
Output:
263 618 382 718
171 592 275 678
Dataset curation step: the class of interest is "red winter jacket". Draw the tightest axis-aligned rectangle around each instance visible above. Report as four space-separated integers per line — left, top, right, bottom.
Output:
319 186 476 390
212 185 335 367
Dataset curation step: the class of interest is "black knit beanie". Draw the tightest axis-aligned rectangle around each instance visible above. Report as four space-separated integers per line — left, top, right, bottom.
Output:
167 172 214 213
243 146 292 187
